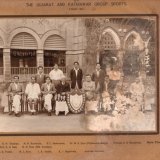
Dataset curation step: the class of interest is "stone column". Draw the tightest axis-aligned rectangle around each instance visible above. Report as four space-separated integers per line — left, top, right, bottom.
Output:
3 48 11 81
36 49 44 67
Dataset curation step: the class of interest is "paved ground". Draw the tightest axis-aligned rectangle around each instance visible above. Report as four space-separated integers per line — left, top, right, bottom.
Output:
86 109 156 132
0 109 156 134
0 112 90 134
0 76 156 134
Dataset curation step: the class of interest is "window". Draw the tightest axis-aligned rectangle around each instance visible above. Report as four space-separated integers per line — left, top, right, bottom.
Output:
100 33 116 50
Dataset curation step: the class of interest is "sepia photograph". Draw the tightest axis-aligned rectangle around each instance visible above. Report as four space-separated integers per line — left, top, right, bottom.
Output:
0 16 158 134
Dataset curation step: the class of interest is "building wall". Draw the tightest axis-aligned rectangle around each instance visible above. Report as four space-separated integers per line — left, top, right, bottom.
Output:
0 17 86 81
0 17 156 81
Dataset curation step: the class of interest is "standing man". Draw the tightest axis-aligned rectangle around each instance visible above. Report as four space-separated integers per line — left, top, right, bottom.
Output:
41 77 56 116
49 64 64 87
35 66 46 87
92 63 105 94
8 76 24 117
107 66 121 100
70 61 83 90
25 76 41 115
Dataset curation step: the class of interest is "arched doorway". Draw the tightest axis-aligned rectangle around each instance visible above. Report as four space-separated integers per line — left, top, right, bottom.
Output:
99 31 119 72
43 34 66 74
10 32 38 76
123 34 142 76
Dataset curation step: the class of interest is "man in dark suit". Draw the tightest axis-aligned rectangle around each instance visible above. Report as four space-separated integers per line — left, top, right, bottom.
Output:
92 63 105 94
56 75 70 101
70 62 83 90
35 66 46 87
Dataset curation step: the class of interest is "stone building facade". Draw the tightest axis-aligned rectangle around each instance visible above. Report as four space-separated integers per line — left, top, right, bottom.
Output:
0 17 156 82
0 17 86 82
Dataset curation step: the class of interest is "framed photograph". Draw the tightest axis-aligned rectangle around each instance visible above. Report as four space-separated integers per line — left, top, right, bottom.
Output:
0 0 159 160
0 15 158 135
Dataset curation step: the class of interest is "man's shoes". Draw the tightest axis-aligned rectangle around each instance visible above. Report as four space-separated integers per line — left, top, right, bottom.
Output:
15 113 21 117
9 111 14 115
48 112 52 116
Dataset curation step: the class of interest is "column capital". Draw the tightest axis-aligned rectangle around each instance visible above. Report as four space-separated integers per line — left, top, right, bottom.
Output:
36 49 44 54
3 48 10 53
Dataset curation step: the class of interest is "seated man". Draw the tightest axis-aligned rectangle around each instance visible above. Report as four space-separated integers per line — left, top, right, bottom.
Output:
25 76 41 115
82 74 95 100
8 75 24 117
41 76 56 116
56 75 70 101
55 76 70 116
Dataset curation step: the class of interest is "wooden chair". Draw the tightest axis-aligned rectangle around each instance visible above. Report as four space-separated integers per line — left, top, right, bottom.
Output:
7 93 25 113
40 93 56 112
25 95 41 113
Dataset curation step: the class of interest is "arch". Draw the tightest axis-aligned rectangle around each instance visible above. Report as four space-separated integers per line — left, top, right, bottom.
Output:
10 32 38 49
8 27 40 49
100 27 121 50
41 29 66 49
0 28 5 47
124 30 144 50
44 34 66 50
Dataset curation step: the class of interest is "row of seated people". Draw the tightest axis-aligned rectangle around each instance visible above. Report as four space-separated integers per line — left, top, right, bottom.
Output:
8 73 100 117
8 75 70 117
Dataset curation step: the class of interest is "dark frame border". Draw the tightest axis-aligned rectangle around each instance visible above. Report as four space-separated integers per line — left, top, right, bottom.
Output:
0 14 159 136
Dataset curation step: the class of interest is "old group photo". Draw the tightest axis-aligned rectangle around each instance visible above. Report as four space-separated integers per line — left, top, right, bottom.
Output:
0 16 158 133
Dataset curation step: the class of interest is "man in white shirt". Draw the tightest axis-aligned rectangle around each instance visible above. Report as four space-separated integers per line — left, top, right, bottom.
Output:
25 76 41 115
107 66 121 100
49 63 64 87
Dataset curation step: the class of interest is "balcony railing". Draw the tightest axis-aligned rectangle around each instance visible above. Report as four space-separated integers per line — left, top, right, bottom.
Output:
11 67 66 75
11 67 37 75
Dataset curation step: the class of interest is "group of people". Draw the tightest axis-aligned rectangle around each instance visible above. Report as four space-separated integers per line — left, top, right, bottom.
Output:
8 60 145 117
8 62 79 117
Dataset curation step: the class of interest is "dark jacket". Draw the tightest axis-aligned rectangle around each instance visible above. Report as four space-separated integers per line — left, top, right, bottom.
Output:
92 69 105 92
35 74 46 87
41 83 56 95
70 68 83 89
56 82 70 94
8 83 24 95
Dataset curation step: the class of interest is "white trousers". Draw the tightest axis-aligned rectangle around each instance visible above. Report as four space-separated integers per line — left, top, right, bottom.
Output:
44 94 53 112
55 101 69 115
12 95 21 113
